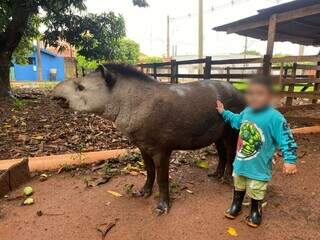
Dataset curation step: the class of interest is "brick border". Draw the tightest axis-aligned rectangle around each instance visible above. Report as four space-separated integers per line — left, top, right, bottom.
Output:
0 158 30 197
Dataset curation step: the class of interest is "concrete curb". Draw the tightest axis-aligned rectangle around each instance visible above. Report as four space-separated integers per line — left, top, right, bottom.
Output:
0 149 129 172
292 126 320 135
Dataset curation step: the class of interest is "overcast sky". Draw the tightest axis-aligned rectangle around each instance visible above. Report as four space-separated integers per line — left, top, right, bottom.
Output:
85 0 319 57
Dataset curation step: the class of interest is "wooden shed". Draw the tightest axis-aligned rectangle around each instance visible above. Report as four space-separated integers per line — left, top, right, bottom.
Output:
213 0 320 75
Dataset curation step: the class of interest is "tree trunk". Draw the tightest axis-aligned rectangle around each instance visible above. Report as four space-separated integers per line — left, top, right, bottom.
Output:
0 55 12 98
0 2 35 98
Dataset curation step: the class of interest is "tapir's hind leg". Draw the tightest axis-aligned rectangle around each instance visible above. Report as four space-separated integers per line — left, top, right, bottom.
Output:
208 139 226 179
222 127 239 181
133 150 155 198
209 126 238 182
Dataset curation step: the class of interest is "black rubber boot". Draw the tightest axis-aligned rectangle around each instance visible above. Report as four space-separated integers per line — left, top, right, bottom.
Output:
224 189 246 219
246 198 262 227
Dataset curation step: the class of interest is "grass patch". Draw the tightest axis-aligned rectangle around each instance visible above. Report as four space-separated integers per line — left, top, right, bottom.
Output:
11 81 59 90
13 98 27 110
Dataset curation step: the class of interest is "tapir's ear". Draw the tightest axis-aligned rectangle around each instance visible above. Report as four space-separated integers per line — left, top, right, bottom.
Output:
98 65 116 89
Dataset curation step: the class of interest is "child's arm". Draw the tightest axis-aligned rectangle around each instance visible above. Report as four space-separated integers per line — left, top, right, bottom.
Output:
216 100 244 130
271 115 298 175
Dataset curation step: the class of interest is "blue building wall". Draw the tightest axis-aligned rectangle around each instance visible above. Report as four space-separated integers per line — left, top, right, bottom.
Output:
13 49 64 81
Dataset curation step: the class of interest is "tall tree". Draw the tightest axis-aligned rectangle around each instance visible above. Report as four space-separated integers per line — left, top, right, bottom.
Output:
44 12 125 62
0 0 148 98
0 0 86 97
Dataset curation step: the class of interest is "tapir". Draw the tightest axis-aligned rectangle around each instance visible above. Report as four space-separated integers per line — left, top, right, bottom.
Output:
53 64 246 214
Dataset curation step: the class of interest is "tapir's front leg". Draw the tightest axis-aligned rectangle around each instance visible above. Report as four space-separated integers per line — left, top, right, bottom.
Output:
133 150 155 197
154 150 171 215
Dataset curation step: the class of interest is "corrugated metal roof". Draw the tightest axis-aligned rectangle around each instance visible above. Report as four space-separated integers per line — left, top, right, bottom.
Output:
213 0 320 46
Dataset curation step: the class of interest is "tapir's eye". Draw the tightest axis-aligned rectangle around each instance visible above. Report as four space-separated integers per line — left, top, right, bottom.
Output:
77 84 85 91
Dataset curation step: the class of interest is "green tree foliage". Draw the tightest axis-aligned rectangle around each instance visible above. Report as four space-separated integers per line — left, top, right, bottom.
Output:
44 12 126 62
139 55 164 63
0 0 147 97
77 38 140 69
115 38 140 64
0 0 86 97
12 15 41 64
12 38 35 65
76 55 98 70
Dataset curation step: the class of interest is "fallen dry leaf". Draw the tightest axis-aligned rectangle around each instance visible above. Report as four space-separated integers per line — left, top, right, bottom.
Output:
129 171 139 176
107 190 122 197
32 135 44 140
196 160 209 169
227 227 238 237
96 221 117 240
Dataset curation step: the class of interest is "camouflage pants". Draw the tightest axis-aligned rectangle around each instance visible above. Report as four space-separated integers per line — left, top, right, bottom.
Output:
233 175 268 200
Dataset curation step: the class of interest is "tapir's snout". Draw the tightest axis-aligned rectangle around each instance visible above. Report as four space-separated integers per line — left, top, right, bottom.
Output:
52 96 69 109
51 75 108 114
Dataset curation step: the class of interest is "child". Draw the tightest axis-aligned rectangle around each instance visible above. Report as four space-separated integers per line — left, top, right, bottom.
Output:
216 76 297 228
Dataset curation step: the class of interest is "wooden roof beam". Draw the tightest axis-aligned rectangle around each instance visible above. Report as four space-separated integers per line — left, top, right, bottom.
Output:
252 28 318 45
292 19 320 31
220 3 320 34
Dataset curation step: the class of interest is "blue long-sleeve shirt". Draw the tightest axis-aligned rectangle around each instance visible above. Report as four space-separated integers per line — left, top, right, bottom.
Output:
222 106 297 181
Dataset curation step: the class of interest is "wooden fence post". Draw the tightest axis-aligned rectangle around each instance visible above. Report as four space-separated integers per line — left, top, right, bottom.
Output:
312 60 320 103
226 67 230 82
263 14 277 76
81 67 85 77
171 60 178 83
279 62 284 85
286 63 296 106
153 64 157 79
75 62 79 78
204 56 212 79
281 65 288 91
263 54 272 76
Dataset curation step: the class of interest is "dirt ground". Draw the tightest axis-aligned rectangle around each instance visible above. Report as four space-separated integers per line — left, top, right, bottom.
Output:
0 134 319 240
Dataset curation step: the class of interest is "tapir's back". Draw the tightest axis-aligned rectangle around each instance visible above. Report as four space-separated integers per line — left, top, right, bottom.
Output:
135 80 245 150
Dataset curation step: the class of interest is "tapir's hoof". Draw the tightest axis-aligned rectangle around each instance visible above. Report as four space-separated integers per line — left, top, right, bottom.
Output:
208 170 224 179
132 188 152 198
154 201 169 215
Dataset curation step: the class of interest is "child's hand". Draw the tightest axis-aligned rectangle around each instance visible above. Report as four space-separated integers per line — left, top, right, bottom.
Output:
283 163 297 175
216 100 225 114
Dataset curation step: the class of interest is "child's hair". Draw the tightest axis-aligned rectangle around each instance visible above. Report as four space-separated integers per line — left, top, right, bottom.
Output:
249 76 274 93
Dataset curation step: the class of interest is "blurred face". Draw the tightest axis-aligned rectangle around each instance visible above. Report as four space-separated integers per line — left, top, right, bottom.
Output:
245 83 272 110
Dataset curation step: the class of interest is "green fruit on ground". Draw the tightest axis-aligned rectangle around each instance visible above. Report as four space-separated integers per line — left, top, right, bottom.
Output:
23 186 33 196
23 197 34 205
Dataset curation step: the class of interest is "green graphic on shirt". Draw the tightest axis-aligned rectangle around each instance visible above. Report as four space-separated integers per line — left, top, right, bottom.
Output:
238 122 263 159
